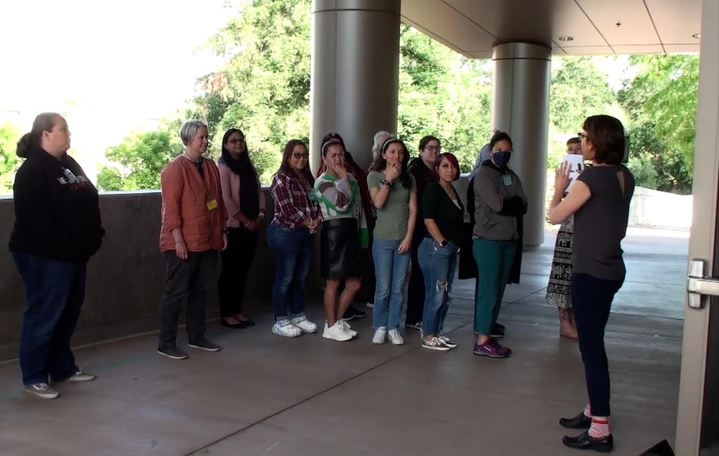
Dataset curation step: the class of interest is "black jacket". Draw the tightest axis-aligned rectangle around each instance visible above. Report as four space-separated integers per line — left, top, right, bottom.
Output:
408 157 438 240
9 146 105 263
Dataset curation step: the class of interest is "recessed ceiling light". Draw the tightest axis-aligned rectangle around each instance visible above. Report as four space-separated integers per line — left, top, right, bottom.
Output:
558 36 574 42
692 33 701 39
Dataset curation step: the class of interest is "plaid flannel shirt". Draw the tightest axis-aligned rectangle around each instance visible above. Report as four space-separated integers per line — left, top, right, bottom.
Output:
270 170 320 229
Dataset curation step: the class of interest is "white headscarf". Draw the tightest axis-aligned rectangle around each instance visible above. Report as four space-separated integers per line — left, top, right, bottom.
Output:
468 143 491 180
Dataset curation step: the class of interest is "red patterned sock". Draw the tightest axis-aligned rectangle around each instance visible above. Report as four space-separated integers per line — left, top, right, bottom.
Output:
588 418 610 439
583 402 591 418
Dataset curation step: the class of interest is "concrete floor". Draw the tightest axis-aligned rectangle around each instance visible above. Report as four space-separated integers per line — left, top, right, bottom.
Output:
0 229 688 456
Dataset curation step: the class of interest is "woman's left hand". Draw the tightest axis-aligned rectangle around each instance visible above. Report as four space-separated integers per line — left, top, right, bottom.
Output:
398 236 412 253
554 161 571 196
222 232 228 251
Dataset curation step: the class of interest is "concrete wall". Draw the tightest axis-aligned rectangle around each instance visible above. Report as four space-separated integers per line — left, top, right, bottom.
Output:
628 186 693 230
0 189 293 362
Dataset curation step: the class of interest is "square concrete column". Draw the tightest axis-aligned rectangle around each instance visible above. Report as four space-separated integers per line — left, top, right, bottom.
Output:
310 0 401 172
491 43 552 247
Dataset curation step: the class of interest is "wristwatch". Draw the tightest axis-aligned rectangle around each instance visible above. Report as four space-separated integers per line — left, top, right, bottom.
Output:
380 179 392 187
441 240 448 247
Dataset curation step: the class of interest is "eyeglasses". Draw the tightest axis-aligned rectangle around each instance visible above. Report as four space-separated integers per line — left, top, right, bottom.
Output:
292 153 309 159
577 132 586 141
228 138 245 144
424 145 440 152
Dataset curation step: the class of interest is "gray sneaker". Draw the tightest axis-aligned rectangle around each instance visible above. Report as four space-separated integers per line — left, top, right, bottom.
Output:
157 346 189 360
24 383 60 399
188 337 221 352
64 367 96 382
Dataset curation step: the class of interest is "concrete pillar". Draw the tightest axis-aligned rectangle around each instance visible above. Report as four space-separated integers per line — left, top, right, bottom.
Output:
491 43 552 247
310 0 401 173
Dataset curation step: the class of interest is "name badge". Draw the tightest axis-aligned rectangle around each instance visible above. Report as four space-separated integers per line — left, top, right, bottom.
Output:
206 199 219 211
502 174 512 186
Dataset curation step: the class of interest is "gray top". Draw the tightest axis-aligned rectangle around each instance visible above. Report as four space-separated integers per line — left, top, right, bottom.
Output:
472 164 527 241
572 165 635 280
367 171 416 240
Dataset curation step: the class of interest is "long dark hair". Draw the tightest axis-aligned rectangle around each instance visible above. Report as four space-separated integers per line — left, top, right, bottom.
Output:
279 139 314 185
17 112 61 158
371 137 412 189
220 128 257 178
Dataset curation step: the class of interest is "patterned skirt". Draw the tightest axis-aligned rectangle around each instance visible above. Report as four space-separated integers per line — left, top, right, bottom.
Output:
546 216 574 308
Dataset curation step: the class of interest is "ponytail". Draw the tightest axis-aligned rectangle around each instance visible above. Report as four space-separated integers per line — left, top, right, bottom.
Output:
16 112 61 158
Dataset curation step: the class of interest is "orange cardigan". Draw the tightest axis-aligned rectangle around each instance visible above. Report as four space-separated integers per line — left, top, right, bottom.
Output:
159 156 228 252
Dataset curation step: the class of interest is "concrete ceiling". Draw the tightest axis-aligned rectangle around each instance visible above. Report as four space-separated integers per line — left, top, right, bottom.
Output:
401 0 702 58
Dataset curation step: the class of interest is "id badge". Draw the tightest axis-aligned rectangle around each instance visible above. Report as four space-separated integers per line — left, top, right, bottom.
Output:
502 174 512 186
206 199 219 211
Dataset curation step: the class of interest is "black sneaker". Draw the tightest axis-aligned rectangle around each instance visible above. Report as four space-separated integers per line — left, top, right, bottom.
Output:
157 346 188 360
343 305 366 321
491 323 505 339
188 337 221 352
405 321 422 331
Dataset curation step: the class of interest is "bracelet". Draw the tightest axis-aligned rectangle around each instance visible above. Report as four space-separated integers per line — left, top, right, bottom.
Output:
243 221 250 228
259 212 266 219
175 239 184 244
380 179 392 187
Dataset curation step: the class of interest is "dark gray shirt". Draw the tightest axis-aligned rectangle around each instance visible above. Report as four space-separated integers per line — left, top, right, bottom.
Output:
472 164 527 241
572 165 635 280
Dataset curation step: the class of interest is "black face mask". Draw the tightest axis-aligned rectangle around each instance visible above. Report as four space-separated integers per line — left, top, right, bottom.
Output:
493 151 511 167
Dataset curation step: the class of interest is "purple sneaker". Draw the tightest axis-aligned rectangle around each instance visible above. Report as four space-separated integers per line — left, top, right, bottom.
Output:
473 341 509 358
490 339 512 356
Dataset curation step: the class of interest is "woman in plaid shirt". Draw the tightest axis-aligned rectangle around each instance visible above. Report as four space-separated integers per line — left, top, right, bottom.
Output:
268 139 322 337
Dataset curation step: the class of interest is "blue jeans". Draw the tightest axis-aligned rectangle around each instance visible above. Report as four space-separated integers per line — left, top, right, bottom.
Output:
267 223 313 321
418 238 459 335
372 238 411 329
12 253 87 385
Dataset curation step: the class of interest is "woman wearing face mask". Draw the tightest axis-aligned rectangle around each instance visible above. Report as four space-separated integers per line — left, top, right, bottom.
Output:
367 138 417 346
158 120 228 360
472 131 527 358
418 153 463 351
314 138 368 341
406 135 440 332
546 137 583 339
267 139 321 338
10 113 105 399
217 128 266 329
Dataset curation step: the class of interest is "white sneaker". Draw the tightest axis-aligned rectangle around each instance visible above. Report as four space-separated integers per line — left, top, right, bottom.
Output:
291 316 317 334
272 321 301 338
421 337 451 351
323 322 353 342
339 319 358 337
372 326 387 344
387 328 405 345
366 302 374 309
437 335 458 349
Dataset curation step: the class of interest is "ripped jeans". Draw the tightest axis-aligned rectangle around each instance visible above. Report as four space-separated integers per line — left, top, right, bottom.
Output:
417 237 459 336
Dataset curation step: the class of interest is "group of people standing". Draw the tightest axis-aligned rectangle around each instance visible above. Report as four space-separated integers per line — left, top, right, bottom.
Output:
9 111 635 453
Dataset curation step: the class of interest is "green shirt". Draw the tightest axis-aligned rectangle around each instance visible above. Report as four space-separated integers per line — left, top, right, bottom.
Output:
367 171 416 240
422 182 465 245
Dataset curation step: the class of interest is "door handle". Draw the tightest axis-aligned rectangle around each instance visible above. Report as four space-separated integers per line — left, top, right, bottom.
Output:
687 259 719 309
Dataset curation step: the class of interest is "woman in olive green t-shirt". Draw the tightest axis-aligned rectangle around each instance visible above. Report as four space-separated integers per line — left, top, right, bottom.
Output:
367 138 417 346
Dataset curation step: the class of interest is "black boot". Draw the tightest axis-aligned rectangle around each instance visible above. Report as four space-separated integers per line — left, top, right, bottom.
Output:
563 430 613 453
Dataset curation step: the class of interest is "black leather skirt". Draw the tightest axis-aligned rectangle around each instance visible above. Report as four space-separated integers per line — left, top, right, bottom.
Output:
321 218 361 279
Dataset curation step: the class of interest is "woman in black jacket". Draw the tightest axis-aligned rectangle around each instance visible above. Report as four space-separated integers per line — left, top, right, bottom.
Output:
9 113 105 400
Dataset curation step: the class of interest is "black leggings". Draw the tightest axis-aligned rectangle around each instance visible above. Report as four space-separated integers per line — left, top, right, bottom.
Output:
571 272 624 417
218 227 258 317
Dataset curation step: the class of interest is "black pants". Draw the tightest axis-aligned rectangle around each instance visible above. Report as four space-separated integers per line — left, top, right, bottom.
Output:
571 272 624 417
406 234 426 325
158 250 218 349
218 227 258 317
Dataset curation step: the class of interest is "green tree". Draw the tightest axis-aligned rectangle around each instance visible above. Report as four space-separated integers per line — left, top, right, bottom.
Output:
619 55 698 193
96 129 182 191
0 122 21 193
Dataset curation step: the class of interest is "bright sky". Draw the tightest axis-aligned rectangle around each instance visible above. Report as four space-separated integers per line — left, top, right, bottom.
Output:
0 0 228 142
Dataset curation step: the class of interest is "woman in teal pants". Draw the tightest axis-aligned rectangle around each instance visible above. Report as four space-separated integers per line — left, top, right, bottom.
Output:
471 131 527 358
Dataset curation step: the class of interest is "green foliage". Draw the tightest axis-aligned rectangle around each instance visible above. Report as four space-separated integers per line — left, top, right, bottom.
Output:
0 122 21 193
619 55 698 193
96 129 182 191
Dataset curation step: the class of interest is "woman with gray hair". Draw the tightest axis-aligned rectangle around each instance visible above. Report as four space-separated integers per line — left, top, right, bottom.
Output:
157 120 228 360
